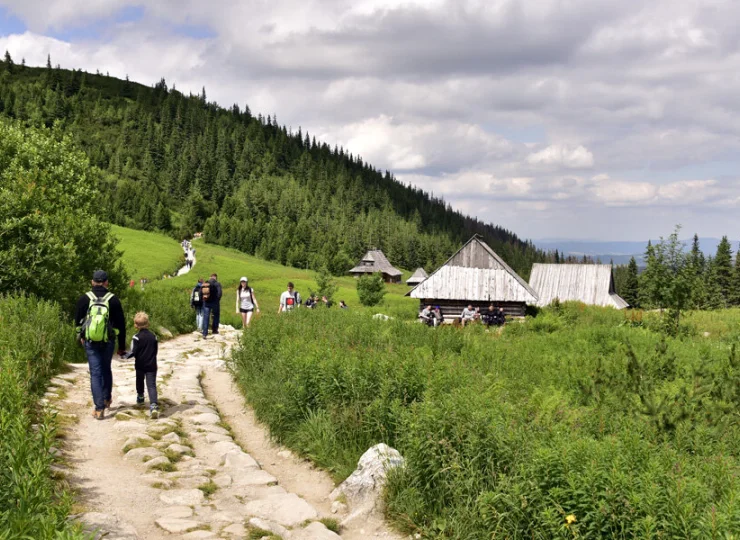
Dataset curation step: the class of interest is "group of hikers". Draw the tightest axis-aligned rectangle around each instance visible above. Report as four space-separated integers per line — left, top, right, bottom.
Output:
419 303 507 328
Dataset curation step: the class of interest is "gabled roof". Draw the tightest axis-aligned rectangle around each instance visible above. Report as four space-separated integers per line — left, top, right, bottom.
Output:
406 268 428 286
349 250 402 277
529 264 629 309
407 236 538 303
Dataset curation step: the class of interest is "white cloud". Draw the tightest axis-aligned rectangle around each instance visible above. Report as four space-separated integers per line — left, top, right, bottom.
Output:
526 144 594 169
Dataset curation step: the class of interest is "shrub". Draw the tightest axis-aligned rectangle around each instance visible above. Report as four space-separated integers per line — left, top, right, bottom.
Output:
356 273 385 307
0 295 85 538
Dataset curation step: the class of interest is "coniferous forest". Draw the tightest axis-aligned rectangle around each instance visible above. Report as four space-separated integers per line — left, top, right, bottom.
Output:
0 56 556 276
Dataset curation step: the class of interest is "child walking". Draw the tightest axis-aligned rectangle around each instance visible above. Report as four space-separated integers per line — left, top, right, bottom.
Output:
125 312 160 419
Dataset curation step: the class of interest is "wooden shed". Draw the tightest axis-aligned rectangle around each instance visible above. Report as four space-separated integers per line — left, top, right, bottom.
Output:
406 268 428 287
529 264 629 309
349 250 402 283
407 235 538 320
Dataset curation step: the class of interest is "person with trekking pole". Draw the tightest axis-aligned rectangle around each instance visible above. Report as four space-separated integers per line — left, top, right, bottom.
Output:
74 270 126 420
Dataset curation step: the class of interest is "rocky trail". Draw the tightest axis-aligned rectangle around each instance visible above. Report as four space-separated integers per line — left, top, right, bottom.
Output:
46 326 401 539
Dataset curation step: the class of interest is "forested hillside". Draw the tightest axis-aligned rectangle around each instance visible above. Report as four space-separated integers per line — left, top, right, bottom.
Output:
0 55 549 275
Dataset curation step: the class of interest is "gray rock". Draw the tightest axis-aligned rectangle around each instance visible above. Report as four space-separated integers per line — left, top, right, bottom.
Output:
192 413 220 425
124 447 164 462
247 517 289 538
330 443 404 508
244 493 318 527
212 510 244 523
331 500 348 514
161 432 181 443
167 443 192 455
121 434 154 452
155 517 200 533
213 473 233 488
213 440 242 457
291 522 342 540
159 488 206 506
182 531 216 539
145 456 172 470
205 433 232 444
155 506 194 519
177 475 211 489
232 469 278 487
197 424 230 435
158 326 174 339
79 512 138 540
221 522 246 537
277 449 294 459
221 450 259 469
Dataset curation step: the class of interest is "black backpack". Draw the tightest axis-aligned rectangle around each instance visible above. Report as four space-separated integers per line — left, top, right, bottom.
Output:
191 285 203 307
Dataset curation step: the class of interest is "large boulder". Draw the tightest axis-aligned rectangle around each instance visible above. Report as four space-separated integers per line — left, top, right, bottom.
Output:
330 443 404 523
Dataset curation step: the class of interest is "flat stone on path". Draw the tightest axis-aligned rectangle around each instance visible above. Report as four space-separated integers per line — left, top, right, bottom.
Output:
167 443 192 455
124 447 163 462
292 522 343 540
182 531 216 539
221 523 247 537
213 473 232 488
244 493 319 527
232 468 278 487
192 412 220 425
145 456 172 470
155 517 201 534
159 488 205 506
79 512 138 540
222 450 258 469
156 505 194 519
205 432 232 443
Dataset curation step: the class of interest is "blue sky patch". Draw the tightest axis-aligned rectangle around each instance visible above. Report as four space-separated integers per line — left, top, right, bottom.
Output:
0 6 26 36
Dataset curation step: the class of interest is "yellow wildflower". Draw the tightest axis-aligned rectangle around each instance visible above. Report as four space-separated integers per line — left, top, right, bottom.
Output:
565 514 577 525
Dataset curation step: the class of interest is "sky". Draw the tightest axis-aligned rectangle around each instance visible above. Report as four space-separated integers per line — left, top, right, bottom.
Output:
0 0 738 242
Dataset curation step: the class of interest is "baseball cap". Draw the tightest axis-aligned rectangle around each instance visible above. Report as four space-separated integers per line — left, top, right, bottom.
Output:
93 270 108 282
240 276 248 282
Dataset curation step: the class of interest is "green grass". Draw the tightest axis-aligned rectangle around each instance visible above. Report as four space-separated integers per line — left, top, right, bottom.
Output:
232 304 740 539
111 224 184 281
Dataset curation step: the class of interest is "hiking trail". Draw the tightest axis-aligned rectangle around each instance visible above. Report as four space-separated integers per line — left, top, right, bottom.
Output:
47 326 401 539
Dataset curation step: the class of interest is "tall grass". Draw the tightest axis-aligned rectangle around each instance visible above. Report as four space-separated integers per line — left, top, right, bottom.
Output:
232 304 740 538
0 295 85 539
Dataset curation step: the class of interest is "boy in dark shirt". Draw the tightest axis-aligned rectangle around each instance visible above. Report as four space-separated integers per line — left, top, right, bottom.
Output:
125 312 160 419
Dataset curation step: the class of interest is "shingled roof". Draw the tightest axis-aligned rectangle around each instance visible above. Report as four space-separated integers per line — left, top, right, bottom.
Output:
406 268 428 286
529 264 629 309
408 236 538 303
349 250 402 277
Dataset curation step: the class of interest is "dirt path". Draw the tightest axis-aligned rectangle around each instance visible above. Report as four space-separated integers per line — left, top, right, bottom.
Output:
50 326 346 539
202 370 402 540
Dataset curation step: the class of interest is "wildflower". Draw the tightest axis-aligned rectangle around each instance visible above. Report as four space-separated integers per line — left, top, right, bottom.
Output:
566 514 577 525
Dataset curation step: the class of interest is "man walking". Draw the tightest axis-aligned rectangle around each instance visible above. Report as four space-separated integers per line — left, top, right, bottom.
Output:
75 270 126 420
191 278 204 330
278 282 301 313
202 273 222 338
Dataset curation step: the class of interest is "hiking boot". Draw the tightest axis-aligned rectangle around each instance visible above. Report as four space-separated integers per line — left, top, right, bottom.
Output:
104 399 112 409
150 404 160 419
136 394 145 405
92 409 104 420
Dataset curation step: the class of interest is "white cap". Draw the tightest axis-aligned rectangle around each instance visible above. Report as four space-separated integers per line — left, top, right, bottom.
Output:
240 276 248 282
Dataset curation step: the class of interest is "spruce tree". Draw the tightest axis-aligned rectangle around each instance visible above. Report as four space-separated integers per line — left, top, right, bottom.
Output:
732 241 740 306
714 236 733 307
622 256 639 307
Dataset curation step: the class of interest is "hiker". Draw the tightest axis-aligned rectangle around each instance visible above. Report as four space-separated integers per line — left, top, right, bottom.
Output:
74 270 126 420
123 312 160 419
496 307 506 327
202 273 223 338
305 295 317 309
339 300 348 309
482 304 497 327
321 295 333 308
278 282 301 313
419 304 433 326
236 277 260 328
460 304 476 326
433 306 444 327
190 278 204 329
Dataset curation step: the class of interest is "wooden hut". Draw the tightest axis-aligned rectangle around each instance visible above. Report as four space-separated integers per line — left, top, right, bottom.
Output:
407 235 538 320
529 264 628 309
349 250 402 283
406 268 428 287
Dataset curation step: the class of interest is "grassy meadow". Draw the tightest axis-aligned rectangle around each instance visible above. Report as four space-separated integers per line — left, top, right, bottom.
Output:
232 304 740 539
111 225 185 281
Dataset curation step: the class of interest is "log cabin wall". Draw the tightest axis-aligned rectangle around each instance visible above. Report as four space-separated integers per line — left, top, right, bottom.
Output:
418 300 526 320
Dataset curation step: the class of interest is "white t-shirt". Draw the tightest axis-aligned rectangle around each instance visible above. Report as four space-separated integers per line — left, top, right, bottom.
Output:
280 290 300 310
238 288 255 311
461 308 476 320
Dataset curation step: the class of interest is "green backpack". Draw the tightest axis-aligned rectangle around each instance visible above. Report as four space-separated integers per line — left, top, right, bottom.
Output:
82 291 115 342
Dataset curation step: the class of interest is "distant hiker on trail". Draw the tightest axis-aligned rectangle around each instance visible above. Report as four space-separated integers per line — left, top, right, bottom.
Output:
236 277 260 328
483 304 497 327
419 304 433 326
433 306 444 327
201 273 222 338
74 270 126 420
339 300 348 309
123 312 159 419
278 282 301 313
460 304 476 327
497 307 506 327
191 278 204 330
305 295 316 309
321 295 333 308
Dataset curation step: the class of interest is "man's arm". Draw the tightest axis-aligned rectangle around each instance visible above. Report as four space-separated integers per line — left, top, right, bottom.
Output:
74 294 89 328
110 296 126 352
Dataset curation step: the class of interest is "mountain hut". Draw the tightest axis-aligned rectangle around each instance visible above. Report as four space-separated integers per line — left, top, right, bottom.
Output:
348 250 402 283
528 263 628 309
406 268 428 287
407 235 538 321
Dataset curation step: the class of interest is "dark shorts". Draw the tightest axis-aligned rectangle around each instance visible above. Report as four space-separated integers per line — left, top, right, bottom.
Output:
240 308 254 313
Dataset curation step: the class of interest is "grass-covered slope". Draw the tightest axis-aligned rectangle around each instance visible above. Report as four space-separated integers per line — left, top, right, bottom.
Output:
111 225 184 280
232 305 740 538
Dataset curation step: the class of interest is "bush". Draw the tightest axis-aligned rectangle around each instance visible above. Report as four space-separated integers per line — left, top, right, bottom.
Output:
0 295 85 538
0 121 126 310
356 273 386 307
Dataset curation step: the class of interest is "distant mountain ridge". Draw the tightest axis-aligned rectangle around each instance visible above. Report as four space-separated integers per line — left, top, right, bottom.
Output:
534 238 738 266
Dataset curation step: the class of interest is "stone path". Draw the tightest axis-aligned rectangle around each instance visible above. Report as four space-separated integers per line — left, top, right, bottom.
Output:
177 246 197 277
48 325 341 539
